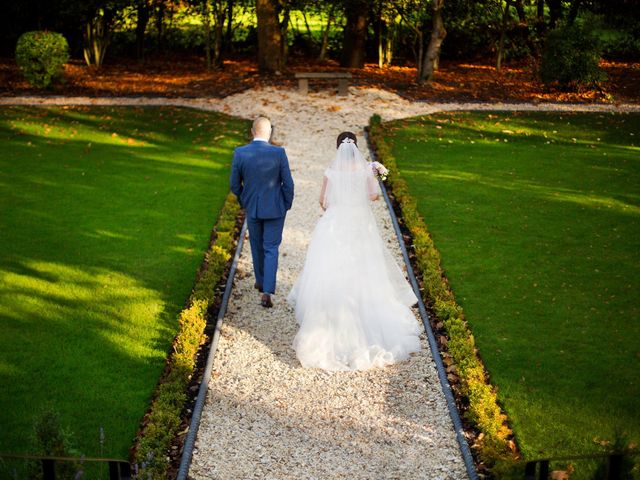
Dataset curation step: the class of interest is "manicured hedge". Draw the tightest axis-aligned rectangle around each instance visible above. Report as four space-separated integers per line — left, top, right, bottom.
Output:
368 114 518 471
132 194 241 478
15 31 69 88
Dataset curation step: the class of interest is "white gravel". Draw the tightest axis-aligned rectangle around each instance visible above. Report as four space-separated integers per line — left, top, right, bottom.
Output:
189 87 471 480
3 88 638 479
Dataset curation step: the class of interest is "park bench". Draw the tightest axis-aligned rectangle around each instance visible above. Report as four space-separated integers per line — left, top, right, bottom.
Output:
294 72 352 96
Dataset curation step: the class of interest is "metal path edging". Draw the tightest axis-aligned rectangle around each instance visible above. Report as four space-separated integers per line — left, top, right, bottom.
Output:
177 219 248 480
365 129 479 480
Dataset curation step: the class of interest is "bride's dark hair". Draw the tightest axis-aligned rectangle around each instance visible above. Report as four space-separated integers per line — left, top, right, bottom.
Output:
336 131 357 148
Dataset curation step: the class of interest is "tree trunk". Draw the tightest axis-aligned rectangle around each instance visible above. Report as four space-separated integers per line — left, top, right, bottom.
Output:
83 10 112 68
318 4 334 62
416 31 424 79
155 0 166 51
496 0 512 72
203 0 212 69
384 29 393 66
135 0 150 59
225 0 234 45
376 2 385 68
213 1 225 67
514 0 526 22
567 0 582 25
280 5 290 65
340 0 369 68
546 0 562 28
536 0 545 35
256 0 282 73
302 9 314 43
419 0 446 84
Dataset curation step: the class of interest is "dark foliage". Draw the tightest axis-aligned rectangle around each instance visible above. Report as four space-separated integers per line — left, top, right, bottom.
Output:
539 21 606 89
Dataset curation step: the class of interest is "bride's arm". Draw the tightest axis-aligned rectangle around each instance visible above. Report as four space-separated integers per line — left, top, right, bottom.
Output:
367 174 381 201
319 176 328 210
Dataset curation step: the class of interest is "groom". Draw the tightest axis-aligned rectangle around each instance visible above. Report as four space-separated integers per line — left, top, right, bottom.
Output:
230 117 294 308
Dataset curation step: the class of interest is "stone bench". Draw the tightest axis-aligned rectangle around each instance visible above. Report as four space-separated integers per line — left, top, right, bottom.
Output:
294 72 353 96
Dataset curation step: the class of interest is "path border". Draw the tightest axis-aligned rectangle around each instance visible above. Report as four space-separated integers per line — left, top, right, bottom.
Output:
176 220 248 480
365 130 479 480
1 96 640 113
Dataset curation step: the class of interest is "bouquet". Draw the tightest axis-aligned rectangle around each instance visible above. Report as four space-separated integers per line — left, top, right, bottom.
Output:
371 161 389 181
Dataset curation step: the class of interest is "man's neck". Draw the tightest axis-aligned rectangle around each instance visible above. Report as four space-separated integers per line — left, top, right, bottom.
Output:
253 136 269 142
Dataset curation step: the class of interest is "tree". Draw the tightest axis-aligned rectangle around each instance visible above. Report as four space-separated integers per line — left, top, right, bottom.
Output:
318 3 335 62
340 0 370 68
279 1 292 65
420 0 446 83
373 0 397 68
193 0 227 69
135 0 151 59
546 0 562 28
83 1 130 68
496 0 512 71
391 0 446 83
256 0 282 73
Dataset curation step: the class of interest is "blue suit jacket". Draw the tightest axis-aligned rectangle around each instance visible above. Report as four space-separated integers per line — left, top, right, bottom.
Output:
230 140 294 219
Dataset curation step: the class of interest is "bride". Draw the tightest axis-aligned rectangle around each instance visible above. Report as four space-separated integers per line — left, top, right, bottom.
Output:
287 131 422 371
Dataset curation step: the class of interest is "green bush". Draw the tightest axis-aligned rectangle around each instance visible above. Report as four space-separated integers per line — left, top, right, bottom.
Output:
28 406 82 479
601 29 640 60
539 22 606 89
15 31 69 88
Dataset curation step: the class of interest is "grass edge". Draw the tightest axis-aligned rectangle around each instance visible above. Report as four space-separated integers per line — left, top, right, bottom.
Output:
368 113 520 475
129 193 242 478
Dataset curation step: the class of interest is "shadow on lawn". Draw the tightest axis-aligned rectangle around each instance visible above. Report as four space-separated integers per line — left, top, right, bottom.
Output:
0 107 244 456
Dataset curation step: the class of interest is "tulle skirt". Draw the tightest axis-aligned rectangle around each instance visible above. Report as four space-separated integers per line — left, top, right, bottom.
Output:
287 203 422 371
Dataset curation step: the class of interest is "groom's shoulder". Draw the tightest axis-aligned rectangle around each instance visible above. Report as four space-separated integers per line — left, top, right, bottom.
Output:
261 142 286 156
234 143 252 153
235 142 285 156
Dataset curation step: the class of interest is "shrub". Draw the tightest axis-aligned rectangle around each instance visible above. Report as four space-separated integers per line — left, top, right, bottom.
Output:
601 29 640 60
15 31 69 88
539 22 606 89
28 406 82 479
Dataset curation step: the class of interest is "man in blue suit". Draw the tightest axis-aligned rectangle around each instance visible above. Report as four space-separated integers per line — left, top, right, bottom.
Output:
230 117 294 308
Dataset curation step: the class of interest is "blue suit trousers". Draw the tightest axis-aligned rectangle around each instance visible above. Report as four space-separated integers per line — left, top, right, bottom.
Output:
247 215 286 295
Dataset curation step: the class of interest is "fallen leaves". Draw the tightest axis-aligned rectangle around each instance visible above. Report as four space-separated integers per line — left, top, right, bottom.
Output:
1 56 638 103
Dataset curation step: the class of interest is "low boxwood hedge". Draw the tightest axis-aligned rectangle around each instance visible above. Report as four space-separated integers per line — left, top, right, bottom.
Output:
368 114 519 473
131 193 241 478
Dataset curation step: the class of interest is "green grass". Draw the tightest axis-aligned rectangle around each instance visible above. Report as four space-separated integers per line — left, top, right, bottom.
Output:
382 112 640 462
0 106 248 458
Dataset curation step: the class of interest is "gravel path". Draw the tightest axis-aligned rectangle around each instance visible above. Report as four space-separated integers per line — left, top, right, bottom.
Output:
3 89 638 479
189 88 475 480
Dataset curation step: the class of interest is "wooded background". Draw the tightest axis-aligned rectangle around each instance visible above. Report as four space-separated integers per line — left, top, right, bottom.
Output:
2 0 638 84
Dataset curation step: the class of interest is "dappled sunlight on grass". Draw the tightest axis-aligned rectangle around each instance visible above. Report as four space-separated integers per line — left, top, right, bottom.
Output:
1 259 168 358
385 111 640 464
0 106 249 457
427 169 640 216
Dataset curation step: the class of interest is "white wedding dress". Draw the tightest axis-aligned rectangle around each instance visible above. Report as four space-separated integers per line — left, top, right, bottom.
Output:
287 139 422 371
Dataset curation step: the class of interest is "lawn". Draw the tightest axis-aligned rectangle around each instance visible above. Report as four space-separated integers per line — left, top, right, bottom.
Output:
0 106 248 459
381 112 639 468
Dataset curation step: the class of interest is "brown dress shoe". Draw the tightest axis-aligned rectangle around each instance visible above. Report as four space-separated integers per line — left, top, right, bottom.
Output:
261 294 273 308
254 282 263 292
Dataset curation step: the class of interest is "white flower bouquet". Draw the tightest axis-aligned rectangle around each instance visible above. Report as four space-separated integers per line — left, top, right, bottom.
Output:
371 161 389 181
